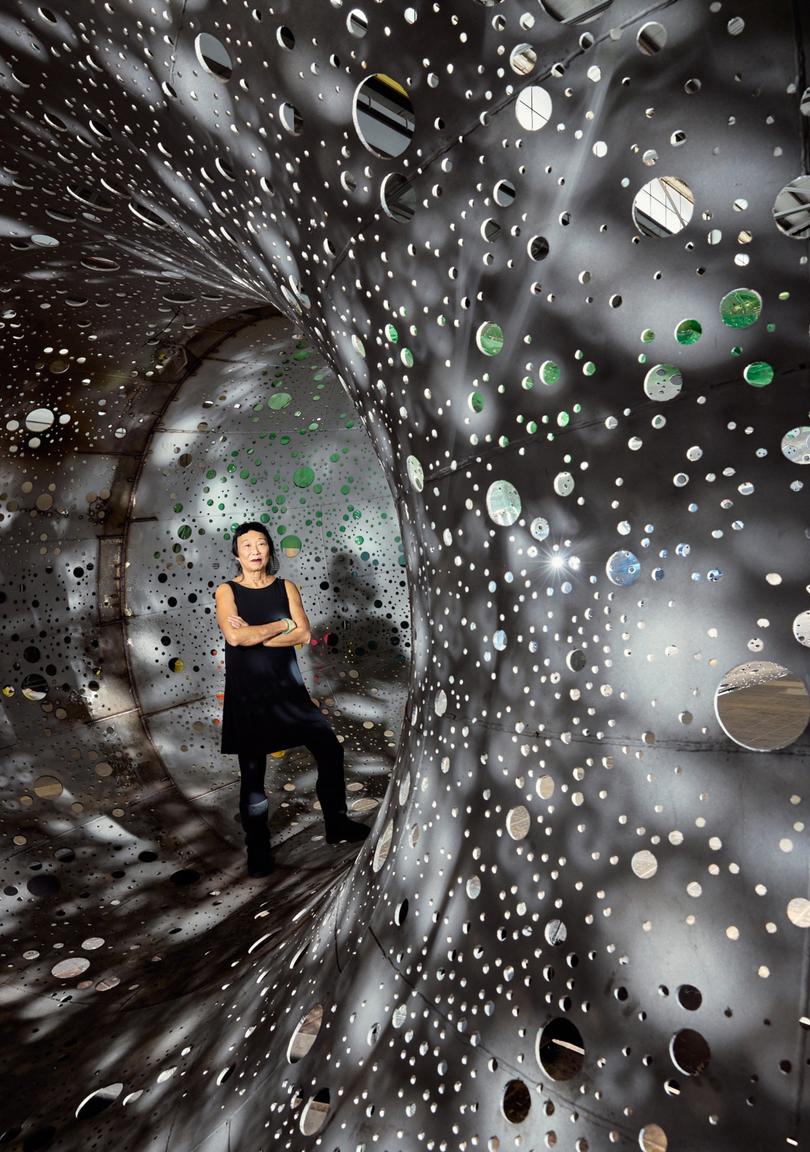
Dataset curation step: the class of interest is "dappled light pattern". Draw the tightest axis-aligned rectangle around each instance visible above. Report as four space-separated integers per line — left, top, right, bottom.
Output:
0 0 809 1150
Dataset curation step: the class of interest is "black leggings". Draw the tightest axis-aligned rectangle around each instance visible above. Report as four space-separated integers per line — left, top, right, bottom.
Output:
238 728 347 826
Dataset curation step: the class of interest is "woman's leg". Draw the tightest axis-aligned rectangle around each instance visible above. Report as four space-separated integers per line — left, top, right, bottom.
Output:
302 727 370 843
237 752 273 873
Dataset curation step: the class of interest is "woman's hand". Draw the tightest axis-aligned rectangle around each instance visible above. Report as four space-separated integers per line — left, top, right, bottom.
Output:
227 615 248 629
262 618 294 645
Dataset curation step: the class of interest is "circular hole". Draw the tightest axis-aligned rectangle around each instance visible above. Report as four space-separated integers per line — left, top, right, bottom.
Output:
528 235 550 260
677 985 702 1011
33 775 62 799
398 772 411 805
743 361 774 387
544 919 567 946
75 1083 123 1120
719 286 761 328
276 25 295 49
669 1029 710 1076
631 849 658 879
372 819 394 872
170 868 200 885
486 479 521 526
781 426 810 464
481 217 501 242
506 805 530 840
643 363 682 402
476 322 504 357
633 176 694 237
194 33 232 81
509 43 537 75
539 0 614 23
606 550 641 587
566 649 586 672
494 179 516 207
353 74 414 158
554 471 575 497
22 673 49 701
536 1017 586 1080
51 956 90 979
381 173 416 222
299 1089 330 1136
406 455 424 491
130 201 170 230
675 318 702 345
792 609 810 647
288 1004 324 1062
502 1078 531 1122
715 661 810 752
347 8 368 36
637 21 667 53
772 174 810 239
25 408 56 434
279 102 303 135
787 897 810 927
639 1125 668 1152
81 254 119 271
515 85 552 131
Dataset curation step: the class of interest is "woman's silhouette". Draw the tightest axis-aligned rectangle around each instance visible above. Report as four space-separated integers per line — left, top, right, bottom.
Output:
215 522 370 876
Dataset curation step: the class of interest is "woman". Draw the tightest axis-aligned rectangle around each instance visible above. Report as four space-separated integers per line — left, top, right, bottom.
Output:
215 522 370 877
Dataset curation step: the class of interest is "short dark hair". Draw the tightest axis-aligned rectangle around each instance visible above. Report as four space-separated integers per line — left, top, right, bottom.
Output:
231 522 279 575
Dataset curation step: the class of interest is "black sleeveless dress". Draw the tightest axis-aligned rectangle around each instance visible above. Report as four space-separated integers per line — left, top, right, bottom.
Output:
219 578 332 754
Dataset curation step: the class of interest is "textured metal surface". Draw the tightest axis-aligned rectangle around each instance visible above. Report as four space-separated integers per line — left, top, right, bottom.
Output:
1 0 809 1150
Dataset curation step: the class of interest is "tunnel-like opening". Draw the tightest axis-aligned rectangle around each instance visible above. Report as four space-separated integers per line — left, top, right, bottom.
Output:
124 310 409 849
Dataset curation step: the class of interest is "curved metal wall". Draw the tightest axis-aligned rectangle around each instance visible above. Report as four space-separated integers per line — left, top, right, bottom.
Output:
0 0 809 1149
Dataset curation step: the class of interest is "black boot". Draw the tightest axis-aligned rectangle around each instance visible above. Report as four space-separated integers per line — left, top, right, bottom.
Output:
324 812 371 845
246 835 274 877
241 799 275 877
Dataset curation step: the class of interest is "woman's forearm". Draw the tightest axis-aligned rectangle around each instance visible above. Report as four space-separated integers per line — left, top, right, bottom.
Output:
228 619 289 646
263 622 311 647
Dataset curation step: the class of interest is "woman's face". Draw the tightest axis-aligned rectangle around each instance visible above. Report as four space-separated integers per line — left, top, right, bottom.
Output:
236 531 270 575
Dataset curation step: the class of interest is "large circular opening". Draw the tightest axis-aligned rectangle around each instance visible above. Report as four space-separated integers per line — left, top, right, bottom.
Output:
632 176 694 237
715 661 810 751
75 1083 123 1120
288 1005 324 1062
772 174 810 238
353 75 415 158
381 173 416 223
669 1029 711 1076
535 1018 586 1080
194 33 232 81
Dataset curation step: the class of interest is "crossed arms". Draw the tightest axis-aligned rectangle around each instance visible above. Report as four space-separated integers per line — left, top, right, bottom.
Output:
215 580 312 647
